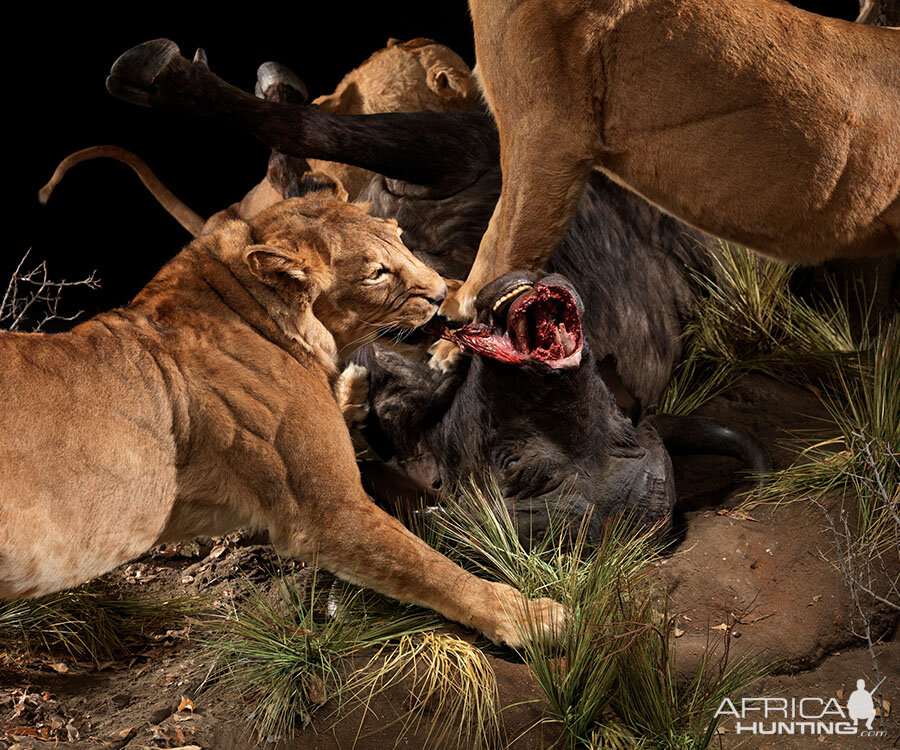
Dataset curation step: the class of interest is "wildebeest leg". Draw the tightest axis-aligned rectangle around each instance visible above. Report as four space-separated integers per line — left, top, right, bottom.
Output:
107 40 499 194
255 61 314 200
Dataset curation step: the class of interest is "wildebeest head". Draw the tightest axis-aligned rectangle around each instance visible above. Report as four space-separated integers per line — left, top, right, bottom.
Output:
359 272 676 547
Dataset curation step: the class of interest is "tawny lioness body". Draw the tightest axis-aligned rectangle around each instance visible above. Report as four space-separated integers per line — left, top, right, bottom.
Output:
0 188 562 647
445 0 900 320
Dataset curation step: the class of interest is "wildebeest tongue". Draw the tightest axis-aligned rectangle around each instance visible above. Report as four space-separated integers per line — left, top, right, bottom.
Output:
431 283 583 368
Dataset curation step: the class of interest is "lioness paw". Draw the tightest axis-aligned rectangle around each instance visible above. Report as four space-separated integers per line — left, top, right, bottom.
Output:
427 338 463 373
484 584 566 648
437 279 475 324
335 363 370 427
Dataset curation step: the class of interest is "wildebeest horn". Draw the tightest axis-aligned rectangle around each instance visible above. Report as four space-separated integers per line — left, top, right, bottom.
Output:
645 414 772 476
192 48 208 66
255 62 309 105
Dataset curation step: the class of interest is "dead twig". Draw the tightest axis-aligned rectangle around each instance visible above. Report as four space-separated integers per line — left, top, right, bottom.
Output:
0 249 99 332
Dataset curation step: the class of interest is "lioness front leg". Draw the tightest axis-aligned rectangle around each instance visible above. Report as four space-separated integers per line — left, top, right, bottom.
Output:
272 489 564 648
441 129 592 325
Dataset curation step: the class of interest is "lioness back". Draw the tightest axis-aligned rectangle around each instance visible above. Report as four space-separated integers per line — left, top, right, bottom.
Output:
0 319 178 598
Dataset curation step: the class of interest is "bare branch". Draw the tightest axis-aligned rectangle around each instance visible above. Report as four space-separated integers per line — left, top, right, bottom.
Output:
813 499 897 734
0 250 100 333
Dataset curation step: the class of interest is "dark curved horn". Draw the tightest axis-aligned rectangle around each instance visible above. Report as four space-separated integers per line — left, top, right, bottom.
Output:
644 414 772 475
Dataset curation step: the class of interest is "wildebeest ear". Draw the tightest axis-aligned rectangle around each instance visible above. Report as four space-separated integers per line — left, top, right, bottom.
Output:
244 240 331 295
297 170 349 202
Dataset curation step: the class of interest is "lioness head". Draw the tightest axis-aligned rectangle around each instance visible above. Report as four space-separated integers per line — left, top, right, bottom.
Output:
242 176 447 358
314 38 475 115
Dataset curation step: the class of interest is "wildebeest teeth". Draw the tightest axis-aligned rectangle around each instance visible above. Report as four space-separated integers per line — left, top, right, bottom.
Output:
492 284 533 312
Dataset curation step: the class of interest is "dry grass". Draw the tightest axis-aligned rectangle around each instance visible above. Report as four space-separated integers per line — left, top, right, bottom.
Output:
345 631 504 749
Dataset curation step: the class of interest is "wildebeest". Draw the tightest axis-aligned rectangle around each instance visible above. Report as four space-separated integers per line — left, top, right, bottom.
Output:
96 42 773 543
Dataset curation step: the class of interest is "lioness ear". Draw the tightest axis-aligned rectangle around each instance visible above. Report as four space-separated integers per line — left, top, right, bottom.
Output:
428 66 470 99
297 170 349 202
244 242 330 296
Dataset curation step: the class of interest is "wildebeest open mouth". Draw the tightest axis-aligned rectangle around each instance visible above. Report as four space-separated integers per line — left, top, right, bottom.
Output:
433 280 584 368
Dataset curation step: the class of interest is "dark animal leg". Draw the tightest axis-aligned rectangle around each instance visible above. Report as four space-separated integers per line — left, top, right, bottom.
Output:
107 39 499 193
255 62 314 200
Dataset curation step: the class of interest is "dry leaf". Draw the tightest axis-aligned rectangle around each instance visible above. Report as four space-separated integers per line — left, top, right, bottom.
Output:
878 698 891 717
673 626 685 637
306 676 326 705
836 685 844 701
711 623 729 632
7 727 40 738
49 661 68 673
177 695 194 712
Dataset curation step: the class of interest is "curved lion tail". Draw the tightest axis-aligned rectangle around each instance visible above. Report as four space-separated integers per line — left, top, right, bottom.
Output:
39 145 206 237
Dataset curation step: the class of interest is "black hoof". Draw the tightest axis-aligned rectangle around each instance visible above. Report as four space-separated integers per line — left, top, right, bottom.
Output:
106 38 181 107
255 61 308 104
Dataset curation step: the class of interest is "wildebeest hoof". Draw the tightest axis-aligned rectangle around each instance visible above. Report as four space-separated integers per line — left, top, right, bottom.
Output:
106 38 180 107
255 62 309 105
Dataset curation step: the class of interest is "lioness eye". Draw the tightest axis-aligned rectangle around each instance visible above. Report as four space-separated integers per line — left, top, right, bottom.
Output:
368 266 389 280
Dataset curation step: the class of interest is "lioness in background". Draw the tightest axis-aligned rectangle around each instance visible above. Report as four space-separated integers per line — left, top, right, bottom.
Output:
442 0 900 322
0 181 563 647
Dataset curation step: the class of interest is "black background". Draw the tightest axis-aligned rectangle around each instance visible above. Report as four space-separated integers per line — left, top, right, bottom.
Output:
7 1 859 324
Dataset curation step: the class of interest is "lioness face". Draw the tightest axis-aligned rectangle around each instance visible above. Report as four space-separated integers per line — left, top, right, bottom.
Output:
248 195 446 355
315 213 448 352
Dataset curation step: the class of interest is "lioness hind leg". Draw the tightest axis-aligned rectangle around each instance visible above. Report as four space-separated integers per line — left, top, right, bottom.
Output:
274 491 564 648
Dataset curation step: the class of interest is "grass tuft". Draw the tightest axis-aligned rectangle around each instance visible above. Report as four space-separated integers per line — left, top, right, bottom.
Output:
656 241 865 415
427 481 765 748
201 567 438 742
750 317 899 545
0 586 199 661
346 631 504 749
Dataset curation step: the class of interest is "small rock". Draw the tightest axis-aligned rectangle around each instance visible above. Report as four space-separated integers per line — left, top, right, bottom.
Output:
148 706 173 724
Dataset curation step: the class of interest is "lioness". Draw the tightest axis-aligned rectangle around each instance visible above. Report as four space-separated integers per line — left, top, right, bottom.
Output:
0 183 563 647
440 0 900 322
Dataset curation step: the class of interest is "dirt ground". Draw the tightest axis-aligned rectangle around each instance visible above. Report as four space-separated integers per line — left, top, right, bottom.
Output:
1 374 897 749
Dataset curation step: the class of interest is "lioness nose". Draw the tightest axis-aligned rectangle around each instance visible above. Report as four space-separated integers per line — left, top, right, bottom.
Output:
429 282 448 305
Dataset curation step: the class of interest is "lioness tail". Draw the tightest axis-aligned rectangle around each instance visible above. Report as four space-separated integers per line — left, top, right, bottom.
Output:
39 145 206 237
